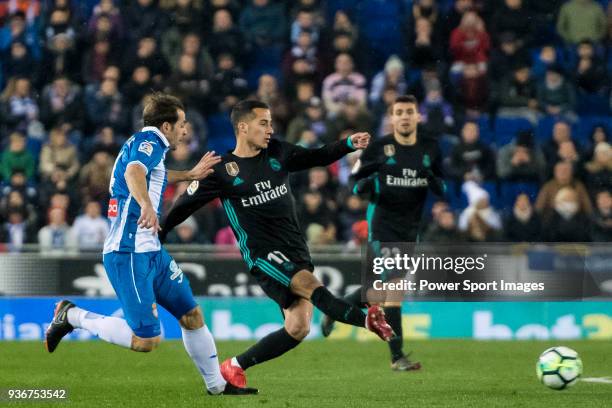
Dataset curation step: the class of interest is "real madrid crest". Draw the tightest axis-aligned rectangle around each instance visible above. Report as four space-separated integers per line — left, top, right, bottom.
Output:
187 180 199 195
384 144 396 157
225 161 240 176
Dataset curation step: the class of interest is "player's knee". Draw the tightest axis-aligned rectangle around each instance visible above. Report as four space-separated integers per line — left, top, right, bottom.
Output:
285 319 310 340
179 306 204 330
131 335 161 352
290 270 322 299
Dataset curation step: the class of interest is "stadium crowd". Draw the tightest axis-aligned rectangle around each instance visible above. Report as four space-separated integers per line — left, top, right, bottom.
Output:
0 0 610 252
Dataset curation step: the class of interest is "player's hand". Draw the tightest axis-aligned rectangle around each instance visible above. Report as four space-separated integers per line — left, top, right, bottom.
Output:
188 151 221 181
138 203 161 233
349 132 371 150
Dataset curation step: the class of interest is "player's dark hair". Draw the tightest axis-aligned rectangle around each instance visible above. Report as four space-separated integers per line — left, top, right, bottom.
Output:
142 92 185 128
230 99 270 133
394 95 418 107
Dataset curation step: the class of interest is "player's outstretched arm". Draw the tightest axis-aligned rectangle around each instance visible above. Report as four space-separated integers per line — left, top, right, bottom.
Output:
167 151 221 183
285 132 371 172
159 176 223 242
126 163 161 233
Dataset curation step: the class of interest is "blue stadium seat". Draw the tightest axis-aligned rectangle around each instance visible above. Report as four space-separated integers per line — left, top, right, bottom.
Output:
576 93 610 116
477 115 495 146
494 117 533 147
206 113 235 154
535 115 558 145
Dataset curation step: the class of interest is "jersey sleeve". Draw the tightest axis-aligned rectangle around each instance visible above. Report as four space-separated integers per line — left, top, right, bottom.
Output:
423 141 446 197
282 139 355 172
126 138 165 174
159 173 223 242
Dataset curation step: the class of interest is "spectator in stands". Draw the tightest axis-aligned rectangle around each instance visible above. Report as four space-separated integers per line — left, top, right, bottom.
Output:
79 149 113 205
166 143 196 172
458 63 489 116
573 39 609 95
490 0 533 47
0 77 39 135
584 142 611 195
324 98 374 144
84 74 128 134
448 122 496 182
298 188 335 237
0 189 37 229
556 0 607 45
504 193 541 242
584 124 609 159
286 96 328 144
0 11 39 60
1 170 36 205
165 216 203 244
282 30 320 88
531 44 560 80
39 30 81 86
535 161 592 217
239 0 287 48
591 190 612 241
163 32 215 80
38 206 76 254
536 66 576 119
0 131 35 183
0 208 37 251
39 76 84 131
3 41 37 84
419 84 455 138
542 187 592 242
88 0 124 41
39 126 80 183
211 52 249 113
161 0 204 49
167 54 211 113
337 194 365 242
489 33 531 87
123 66 154 107
291 8 320 45
497 130 546 182
442 0 473 42
89 126 121 159
207 8 246 62
81 39 118 85
71 201 109 250
409 17 443 70
458 181 503 242
322 53 367 117
122 0 167 41
423 209 463 243
496 63 538 124
251 74 290 136
542 121 574 165
449 11 490 80
124 37 170 85
369 55 407 108
295 129 321 149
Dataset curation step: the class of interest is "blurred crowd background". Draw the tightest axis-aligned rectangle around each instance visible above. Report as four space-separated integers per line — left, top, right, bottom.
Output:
0 0 610 252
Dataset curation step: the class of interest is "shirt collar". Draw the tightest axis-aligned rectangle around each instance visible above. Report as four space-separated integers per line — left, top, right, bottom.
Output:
141 126 170 148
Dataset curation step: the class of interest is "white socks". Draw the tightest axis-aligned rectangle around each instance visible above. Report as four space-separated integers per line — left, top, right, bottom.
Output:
67 307 133 349
182 326 226 394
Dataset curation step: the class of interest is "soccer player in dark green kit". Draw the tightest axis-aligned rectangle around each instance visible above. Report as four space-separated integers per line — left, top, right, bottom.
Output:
160 100 393 389
321 95 446 371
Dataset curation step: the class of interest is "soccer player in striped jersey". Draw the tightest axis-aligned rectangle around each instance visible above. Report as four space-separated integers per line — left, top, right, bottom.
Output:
160 99 394 389
44 93 257 396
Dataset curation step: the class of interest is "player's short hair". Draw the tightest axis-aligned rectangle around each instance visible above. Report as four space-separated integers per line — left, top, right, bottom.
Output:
393 95 418 107
142 92 185 128
230 99 270 133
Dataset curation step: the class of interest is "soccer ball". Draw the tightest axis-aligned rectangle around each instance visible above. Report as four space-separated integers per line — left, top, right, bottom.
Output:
536 346 583 390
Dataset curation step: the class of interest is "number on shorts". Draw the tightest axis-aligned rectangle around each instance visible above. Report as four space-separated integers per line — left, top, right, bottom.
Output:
267 250 290 266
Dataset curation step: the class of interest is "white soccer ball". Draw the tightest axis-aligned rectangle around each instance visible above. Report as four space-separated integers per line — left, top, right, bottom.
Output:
536 346 583 390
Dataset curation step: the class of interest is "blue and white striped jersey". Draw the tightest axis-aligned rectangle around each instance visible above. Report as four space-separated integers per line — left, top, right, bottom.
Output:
103 126 170 254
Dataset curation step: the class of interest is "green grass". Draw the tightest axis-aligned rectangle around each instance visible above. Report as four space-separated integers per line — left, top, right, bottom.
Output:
1 340 611 407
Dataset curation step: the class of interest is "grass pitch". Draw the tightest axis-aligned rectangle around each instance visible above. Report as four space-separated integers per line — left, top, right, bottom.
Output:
1 340 611 407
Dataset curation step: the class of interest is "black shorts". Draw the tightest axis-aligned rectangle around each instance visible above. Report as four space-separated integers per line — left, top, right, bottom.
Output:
249 247 314 310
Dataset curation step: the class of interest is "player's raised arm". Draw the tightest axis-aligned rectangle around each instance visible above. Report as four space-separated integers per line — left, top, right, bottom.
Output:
159 175 222 242
167 151 221 183
284 132 370 172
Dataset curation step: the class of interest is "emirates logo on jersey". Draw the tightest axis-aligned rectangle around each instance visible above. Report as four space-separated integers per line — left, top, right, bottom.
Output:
225 162 239 176
108 198 118 217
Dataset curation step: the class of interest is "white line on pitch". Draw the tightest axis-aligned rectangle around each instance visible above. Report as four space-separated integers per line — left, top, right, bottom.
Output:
581 377 612 384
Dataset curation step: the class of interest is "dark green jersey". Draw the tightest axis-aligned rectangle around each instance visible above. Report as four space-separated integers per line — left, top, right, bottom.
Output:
161 138 355 270
352 134 444 242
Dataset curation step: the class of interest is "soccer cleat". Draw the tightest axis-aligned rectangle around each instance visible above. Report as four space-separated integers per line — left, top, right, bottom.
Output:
365 305 394 341
320 314 335 338
208 382 258 395
391 355 422 371
44 300 76 353
220 358 247 388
